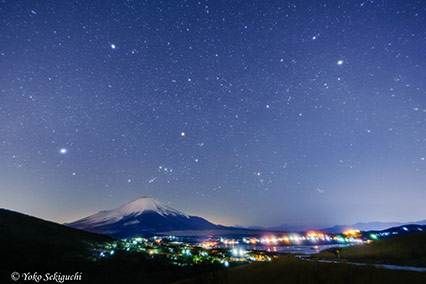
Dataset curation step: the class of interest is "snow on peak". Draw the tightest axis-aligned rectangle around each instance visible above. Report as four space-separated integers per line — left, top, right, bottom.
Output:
118 197 186 217
71 197 188 227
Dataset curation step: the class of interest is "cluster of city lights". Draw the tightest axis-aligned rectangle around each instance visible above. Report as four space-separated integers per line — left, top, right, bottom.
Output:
219 230 367 247
94 235 280 269
92 226 421 269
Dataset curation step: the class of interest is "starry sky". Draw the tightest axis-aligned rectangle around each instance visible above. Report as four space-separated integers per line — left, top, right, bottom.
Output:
1 0 425 228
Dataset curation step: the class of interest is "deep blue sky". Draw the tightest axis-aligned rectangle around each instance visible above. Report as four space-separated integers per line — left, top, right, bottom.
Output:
0 0 425 227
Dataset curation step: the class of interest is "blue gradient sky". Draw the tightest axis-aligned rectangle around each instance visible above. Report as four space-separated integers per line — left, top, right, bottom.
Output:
0 0 425 227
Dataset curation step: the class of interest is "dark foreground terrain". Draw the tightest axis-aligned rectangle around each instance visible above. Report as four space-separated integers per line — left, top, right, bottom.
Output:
313 231 426 267
0 209 222 284
175 255 426 284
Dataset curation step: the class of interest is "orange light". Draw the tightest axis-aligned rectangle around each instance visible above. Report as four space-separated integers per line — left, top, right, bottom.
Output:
342 229 360 237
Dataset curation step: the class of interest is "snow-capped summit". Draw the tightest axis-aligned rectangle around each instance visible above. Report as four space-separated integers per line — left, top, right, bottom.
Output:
68 197 188 227
66 197 220 238
114 196 188 218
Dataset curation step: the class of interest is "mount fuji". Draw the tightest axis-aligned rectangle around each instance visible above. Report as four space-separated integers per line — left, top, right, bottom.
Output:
65 197 222 238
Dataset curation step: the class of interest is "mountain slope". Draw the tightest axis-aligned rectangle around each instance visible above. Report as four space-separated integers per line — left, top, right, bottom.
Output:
313 231 426 267
0 208 112 247
66 197 222 238
0 208 113 283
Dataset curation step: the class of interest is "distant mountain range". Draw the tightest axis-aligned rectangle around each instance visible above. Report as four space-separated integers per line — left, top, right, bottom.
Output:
249 220 426 233
320 221 426 233
66 197 226 238
66 197 426 237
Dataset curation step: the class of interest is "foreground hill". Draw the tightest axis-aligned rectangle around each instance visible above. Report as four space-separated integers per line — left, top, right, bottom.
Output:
66 197 224 238
176 231 426 284
313 231 426 267
176 255 425 284
0 209 221 284
0 208 110 283
0 208 112 261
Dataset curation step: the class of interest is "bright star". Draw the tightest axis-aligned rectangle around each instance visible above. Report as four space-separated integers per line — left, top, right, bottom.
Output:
337 60 344 65
59 148 68 154
111 44 116 49
181 132 185 137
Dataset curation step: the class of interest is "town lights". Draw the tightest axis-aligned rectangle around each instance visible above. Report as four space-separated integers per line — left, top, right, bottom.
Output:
231 248 246 257
342 229 361 237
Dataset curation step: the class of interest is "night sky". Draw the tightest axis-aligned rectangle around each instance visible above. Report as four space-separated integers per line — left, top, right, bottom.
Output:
1 0 425 228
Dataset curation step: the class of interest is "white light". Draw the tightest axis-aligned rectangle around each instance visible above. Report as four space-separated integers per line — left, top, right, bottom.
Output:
111 44 116 49
337 60 344 65
60 148 67 154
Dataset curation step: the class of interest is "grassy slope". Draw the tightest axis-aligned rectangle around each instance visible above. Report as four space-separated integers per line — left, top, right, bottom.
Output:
313 232 426 267
176 255 426 284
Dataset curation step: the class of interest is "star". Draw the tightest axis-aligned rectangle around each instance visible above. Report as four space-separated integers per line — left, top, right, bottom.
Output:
337 60 344 65
110 44 116 49
180 132 185 137
59 148 68 154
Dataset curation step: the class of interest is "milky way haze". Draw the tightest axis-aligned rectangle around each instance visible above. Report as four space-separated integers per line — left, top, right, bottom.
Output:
1 1 425 227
